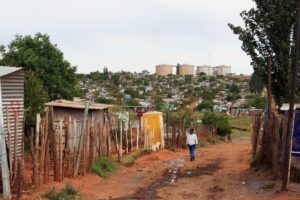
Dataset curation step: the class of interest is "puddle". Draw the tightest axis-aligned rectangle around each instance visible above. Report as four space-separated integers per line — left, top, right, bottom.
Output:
112 159 220 200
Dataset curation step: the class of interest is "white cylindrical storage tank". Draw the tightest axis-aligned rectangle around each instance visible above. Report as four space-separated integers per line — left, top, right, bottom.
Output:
196 65 212 75
178 64 194 75
215 65 231 75
156 65 173 76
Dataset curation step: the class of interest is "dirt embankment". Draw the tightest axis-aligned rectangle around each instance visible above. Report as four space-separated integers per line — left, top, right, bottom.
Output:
24 142 300 200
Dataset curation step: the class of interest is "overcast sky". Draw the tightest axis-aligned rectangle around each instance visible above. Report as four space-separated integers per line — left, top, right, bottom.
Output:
0 0 255 74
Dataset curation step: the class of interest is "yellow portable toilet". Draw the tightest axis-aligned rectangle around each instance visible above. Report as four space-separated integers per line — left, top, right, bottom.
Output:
141 112 165 151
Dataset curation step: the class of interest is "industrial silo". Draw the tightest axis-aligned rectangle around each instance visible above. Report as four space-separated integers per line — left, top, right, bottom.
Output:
156 65 173 76
178 64 195 76
215 65 231 75
196 65 212 75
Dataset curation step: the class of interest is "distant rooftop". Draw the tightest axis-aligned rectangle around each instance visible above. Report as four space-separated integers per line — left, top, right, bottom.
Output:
45 99 113 110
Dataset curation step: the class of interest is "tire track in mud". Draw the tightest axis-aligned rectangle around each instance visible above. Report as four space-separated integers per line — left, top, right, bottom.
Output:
108 159 221 200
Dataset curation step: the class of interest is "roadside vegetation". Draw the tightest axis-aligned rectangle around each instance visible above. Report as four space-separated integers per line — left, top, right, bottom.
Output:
121 148 152 166
228 116 251 139
43 183 82 200
92 157 119 178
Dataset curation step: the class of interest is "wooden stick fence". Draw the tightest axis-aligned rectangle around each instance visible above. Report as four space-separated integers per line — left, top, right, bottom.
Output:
30 111 145 188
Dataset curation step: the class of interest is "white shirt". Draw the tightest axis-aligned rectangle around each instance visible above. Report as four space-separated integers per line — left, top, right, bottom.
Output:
186 133 198 145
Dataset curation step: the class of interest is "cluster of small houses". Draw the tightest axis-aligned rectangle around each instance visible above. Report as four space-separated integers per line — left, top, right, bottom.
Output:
0 66 299 198
80 73 249 111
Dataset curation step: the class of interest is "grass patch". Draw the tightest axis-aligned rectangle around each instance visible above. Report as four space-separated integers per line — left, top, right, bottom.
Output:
121 148 152 166
92 157 118 177
260 181 276 190
228 116 251 139
43 183 82 200
228 116 251 130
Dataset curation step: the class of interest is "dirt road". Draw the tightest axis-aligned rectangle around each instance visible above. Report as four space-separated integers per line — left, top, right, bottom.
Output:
35 141 300 200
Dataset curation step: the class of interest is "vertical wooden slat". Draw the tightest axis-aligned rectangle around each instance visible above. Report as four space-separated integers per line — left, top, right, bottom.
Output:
35 114 41 186
73 119 77 178
5 108 12 181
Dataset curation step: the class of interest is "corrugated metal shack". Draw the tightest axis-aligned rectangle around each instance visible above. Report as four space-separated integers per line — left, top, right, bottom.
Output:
0 66 24 162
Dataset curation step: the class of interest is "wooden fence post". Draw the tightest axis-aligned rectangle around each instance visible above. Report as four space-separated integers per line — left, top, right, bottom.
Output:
282 0 300 190
75 102 89 176
30 128 37 188
49 107 59 181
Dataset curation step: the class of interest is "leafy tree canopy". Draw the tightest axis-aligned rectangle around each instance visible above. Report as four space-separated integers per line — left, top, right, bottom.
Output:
0 33 78 100
228 0 296 106
25 71 48 128
249 72 265 94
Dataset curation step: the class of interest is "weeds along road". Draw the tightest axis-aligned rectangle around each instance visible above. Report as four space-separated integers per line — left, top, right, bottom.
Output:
36 141 300 200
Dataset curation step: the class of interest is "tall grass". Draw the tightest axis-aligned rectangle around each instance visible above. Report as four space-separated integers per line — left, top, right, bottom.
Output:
43 183 82 200
121 148 152 166
92 157 118 177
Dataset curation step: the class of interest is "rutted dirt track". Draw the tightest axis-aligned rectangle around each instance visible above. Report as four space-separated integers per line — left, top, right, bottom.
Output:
34 141 300 200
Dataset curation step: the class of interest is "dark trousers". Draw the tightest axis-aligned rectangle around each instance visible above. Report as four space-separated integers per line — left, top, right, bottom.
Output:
188 144 196 160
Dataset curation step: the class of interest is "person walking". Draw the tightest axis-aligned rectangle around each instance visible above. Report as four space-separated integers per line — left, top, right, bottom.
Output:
186 128 198 161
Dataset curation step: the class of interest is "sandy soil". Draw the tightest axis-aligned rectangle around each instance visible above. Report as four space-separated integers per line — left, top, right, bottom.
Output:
21 141 300 200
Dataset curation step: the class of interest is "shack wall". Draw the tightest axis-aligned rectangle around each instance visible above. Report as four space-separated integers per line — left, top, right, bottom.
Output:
1 69 24 160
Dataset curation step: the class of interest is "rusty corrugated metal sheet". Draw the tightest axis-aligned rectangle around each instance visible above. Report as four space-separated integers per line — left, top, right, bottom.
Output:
1 69 24 160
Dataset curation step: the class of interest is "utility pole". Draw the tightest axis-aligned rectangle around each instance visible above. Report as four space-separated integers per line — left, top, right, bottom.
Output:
282 0 300 191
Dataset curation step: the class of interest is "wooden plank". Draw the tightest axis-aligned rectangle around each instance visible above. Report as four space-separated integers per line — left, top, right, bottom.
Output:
73 119 77 178
35 114 41 186
75 102 89 176
43 110 49 184
49 107 59 182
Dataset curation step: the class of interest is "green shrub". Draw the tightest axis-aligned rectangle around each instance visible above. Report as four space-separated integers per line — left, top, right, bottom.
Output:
43 187 57 200
202 112 232 136
43 184 82 200
92 157 118 177
121 148 152 166
216 117 232 136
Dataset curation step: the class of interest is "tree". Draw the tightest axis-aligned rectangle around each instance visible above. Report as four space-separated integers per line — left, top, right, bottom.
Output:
245 95 266 109
228 0 296 106
249 72 265 93
229 84 240 93
197 100 213 111
226 93 241 102
25 71 48 129
202 112 231 136
0 33 78 100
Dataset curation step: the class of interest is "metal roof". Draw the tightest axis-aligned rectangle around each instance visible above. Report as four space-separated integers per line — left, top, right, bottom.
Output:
45 99 113 110
280 103 300 111
0 66 23 77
